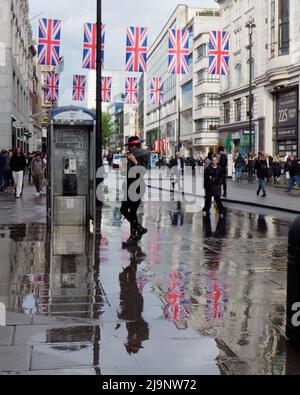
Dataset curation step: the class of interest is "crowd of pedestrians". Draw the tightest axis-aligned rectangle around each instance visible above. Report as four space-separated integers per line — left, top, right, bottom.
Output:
0 148 46 198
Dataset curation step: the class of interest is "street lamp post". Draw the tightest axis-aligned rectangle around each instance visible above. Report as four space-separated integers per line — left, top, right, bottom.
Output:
246 20 256 181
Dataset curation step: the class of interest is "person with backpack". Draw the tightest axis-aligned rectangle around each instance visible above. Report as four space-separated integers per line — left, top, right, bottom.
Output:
254 152 268 198
30 152 45 197
218 147 228 197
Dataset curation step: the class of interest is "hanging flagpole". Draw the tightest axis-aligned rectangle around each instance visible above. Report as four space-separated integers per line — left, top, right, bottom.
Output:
96 0 103 207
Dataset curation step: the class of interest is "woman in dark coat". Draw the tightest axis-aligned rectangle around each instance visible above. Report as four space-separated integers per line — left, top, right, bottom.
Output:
203 157 225 216
254 152 268 197
272 155 282 183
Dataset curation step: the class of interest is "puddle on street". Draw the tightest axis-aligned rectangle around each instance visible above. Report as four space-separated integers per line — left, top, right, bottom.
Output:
0 202 300 375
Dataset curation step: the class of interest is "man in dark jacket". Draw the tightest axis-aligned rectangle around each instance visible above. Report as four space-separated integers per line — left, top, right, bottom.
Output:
203 157 225 216
288 157 300 192
10 147 27 198
254 152 268 197
120 136 150 247
218 147 228 197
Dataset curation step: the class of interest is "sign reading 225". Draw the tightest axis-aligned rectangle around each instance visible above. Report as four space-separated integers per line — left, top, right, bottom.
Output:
292 303 300 327
278 108 289 123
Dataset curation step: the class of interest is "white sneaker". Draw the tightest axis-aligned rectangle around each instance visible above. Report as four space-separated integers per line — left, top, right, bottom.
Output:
35 192 40 197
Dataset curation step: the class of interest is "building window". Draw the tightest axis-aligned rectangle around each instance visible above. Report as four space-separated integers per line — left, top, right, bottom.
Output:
195 118 220 132
234 29 241 52
197 44 208 60
234 0 240 19
196 93 219 108
234 98 242 122
279 0 290 55
197 68 220 83
270 0 276 58
235 64 242 86
224 102 230 124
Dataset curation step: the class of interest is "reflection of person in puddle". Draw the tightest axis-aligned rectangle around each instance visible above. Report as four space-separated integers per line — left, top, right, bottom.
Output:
117 246 149 354
203 215 227 239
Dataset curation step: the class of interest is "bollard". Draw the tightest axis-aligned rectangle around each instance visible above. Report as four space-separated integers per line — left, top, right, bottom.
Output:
286 215 300 347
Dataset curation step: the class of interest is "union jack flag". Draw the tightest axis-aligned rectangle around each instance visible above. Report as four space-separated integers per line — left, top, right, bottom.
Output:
101 77 112 103
125 26 148 72
45 72 59 102
208 31 230 76
72 75 86 101
37 18 62 66
150 77 164 107
125 77 138 104
83 23 105 70
168 29 190 75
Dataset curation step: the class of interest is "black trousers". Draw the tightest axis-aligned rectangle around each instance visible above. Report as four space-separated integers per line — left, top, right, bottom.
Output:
120 199 141 233
204 194 224 214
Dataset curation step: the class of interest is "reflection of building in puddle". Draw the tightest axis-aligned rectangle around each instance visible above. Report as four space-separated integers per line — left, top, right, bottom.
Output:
47 226 102 320
0 224 47 316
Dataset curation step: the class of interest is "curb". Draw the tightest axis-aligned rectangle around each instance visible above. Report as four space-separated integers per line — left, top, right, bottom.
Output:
146 184 300 215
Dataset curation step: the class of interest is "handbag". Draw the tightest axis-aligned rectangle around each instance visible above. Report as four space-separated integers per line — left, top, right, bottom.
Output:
285 171 290 180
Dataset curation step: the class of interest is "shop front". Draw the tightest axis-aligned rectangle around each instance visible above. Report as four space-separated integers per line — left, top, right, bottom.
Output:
220 123 257 158
274 87 298 158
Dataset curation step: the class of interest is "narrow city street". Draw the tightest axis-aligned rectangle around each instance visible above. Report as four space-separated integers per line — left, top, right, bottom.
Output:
1 175 300 375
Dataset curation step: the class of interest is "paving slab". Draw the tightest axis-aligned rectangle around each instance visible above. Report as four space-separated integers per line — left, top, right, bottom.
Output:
0 346 31 372
0 327 14 346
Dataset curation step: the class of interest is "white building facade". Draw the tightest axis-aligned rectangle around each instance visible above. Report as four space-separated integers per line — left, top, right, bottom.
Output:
0 0 41 152
216 0 300 158
145 5 221 158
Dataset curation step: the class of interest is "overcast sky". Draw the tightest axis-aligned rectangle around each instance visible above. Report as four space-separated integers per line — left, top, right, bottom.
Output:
29 0 218 105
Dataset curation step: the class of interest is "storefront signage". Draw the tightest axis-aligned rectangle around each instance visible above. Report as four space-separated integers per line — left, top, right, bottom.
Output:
276 89 298 128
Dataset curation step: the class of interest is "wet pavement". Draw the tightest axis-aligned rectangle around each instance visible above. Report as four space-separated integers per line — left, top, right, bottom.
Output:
1 178 300 375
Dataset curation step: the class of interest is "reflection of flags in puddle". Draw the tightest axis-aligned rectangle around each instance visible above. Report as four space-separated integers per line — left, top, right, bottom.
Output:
136 271 148 294
164 271 187 322
165 303 186 322
205 278 228 322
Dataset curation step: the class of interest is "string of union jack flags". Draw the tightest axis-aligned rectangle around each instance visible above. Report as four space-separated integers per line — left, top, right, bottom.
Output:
38 18 230 105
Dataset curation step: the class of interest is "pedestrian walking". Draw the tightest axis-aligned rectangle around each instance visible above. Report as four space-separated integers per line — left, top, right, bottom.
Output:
287 156 300 193
6 150 14 189
170 152 184 191
27 152 34 184
190 156 197 176
120 136 150 248
272 155 282 184
254 152 268 198
218 147 228 197
203 156 225 217
10 147 26 198
0 150 7 192
235 154 245 182
30 153 45 196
